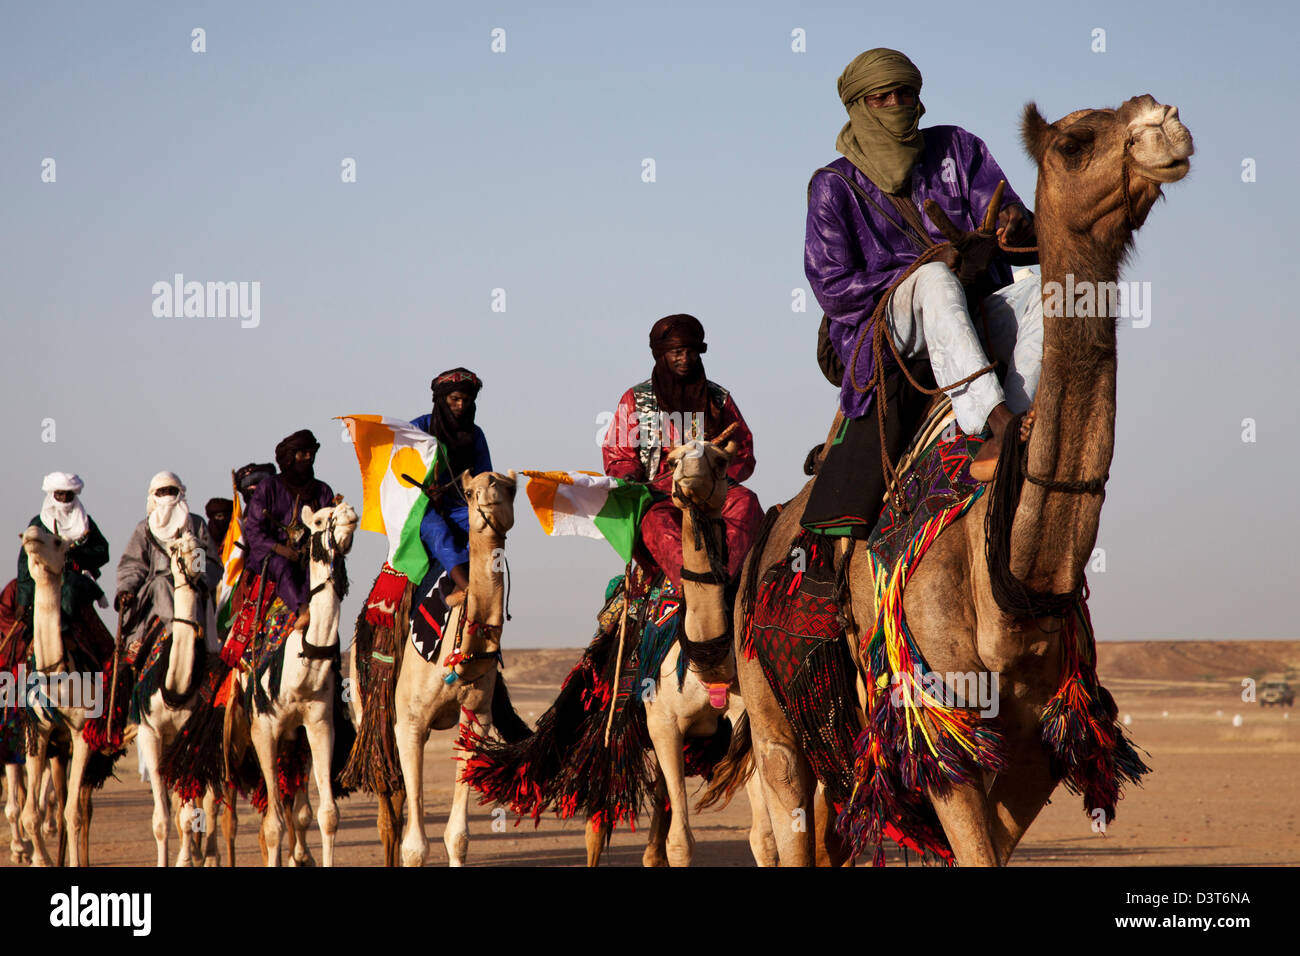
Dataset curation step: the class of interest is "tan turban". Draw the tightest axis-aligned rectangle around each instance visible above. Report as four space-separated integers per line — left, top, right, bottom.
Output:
835 48 927 194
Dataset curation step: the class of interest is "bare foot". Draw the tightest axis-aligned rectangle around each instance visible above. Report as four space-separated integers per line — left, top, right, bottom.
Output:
445 588 467 609
293 607 311 633
1019 408 1036 443
970 403 1014 483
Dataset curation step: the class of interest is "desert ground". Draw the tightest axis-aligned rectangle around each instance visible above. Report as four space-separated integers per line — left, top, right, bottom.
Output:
4 640 1296 867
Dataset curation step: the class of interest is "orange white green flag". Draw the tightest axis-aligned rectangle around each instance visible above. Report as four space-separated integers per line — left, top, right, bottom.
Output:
522 471 651 563
338 415 442 583
215 472 244 633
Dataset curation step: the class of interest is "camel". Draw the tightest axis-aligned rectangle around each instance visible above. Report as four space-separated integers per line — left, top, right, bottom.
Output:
134 530 226 866
18 524 107 867
394 469 519 867
232 499 357 866
731 95 1193 866
585 432 775 867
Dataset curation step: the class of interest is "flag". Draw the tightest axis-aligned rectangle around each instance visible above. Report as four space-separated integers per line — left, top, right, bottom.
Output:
215 471 243 633
523 471 652 563
339 414 442 583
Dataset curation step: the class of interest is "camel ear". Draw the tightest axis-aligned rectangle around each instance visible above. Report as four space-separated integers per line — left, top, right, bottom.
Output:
459 469 474 496
301 505 314 526
722 439 740 460
1022 102 1052 164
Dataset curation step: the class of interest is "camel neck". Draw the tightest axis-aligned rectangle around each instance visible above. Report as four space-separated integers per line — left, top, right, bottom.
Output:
164 571 200 695
1009 217 1121 596
29 565 63 673
679 506 727 643
465 532 505 628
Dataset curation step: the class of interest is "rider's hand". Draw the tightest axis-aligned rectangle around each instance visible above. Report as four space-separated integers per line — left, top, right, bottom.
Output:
272 542 300 562
996 203 1034 247
114 590 135 613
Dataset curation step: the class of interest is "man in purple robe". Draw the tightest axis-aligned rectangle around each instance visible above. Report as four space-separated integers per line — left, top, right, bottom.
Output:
802 49 1040 534
241 429 335 627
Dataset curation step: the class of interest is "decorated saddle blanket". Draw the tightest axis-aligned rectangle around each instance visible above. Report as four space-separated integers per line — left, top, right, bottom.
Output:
409 571 457 664
224 575 299 708
128 615 212 723
461 563 730 832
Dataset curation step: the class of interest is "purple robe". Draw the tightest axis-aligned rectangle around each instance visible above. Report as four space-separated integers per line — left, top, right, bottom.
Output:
804 126 1032 419
242 473 335 613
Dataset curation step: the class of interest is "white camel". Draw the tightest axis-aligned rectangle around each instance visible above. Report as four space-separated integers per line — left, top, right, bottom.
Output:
19 524 104 867
395 469 517 867
134 531 225 866
234 500 357 867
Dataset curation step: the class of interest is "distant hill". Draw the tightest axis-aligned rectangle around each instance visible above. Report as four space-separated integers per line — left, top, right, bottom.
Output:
500 641 1300 690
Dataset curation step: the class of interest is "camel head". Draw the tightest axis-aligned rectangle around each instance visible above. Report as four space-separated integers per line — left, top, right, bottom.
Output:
166 531 205 586
666 424 739 515
1022 94 1193 245
462 470 517 538
21 524 68 579
302 498 359 561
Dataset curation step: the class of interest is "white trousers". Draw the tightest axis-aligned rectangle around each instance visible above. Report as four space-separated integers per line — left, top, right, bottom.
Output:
886 262 1044 435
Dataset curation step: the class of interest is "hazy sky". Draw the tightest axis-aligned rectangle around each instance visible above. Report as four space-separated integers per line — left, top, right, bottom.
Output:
2 0 1295 647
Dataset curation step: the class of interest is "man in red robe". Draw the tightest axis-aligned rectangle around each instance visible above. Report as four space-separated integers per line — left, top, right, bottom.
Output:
602 314 763 587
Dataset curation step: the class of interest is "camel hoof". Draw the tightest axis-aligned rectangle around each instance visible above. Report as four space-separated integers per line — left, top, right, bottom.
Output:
400 846 426 868
642 850 669 868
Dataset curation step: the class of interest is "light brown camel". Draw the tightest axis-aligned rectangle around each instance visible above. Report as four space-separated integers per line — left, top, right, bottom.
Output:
731 95 1193 866
586 429 775 867
395 469 519 867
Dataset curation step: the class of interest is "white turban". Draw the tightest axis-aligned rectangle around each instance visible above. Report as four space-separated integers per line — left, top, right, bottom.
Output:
146 471 190 541
40 472 88 542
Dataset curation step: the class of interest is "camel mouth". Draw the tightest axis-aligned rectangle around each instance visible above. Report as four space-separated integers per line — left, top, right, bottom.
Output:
1132 157 1190 183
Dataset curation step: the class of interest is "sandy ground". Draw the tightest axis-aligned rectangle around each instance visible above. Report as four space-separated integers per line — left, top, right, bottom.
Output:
3 643 1297 867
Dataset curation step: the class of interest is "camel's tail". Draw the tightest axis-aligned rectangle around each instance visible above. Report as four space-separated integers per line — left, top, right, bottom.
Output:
694 710 754 813
491 671 532 744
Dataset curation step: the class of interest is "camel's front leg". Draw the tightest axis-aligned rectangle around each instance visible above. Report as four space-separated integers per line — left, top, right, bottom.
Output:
645 710 692 867
63 739 89 867
174 795 197 867
251 721 285 866
304 714 338 866
642 767 671 868
395 711 429 867
137 723 170 866
444 708 488 867
928 781 999 867
5 764 29 863
21 733 51 866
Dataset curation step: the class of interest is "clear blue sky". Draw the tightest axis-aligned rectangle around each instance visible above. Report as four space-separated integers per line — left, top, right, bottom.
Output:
2 0 1295 645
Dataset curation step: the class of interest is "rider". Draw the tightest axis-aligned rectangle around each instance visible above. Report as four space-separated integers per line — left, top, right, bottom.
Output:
602 314 762 588
14 472 111 629
241 430 336 632
802 48 1040 536
410 368 493 606
115 472 222 662
204 497 234 552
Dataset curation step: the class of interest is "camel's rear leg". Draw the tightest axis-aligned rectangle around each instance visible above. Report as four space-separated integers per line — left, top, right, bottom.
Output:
585 818 612 867
377 788 403 867
6 764 30 863
288 787 316 866
743 768 777 866
813 782 853 867
738 649 816 866
222 787 238 867
78 787 92 867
